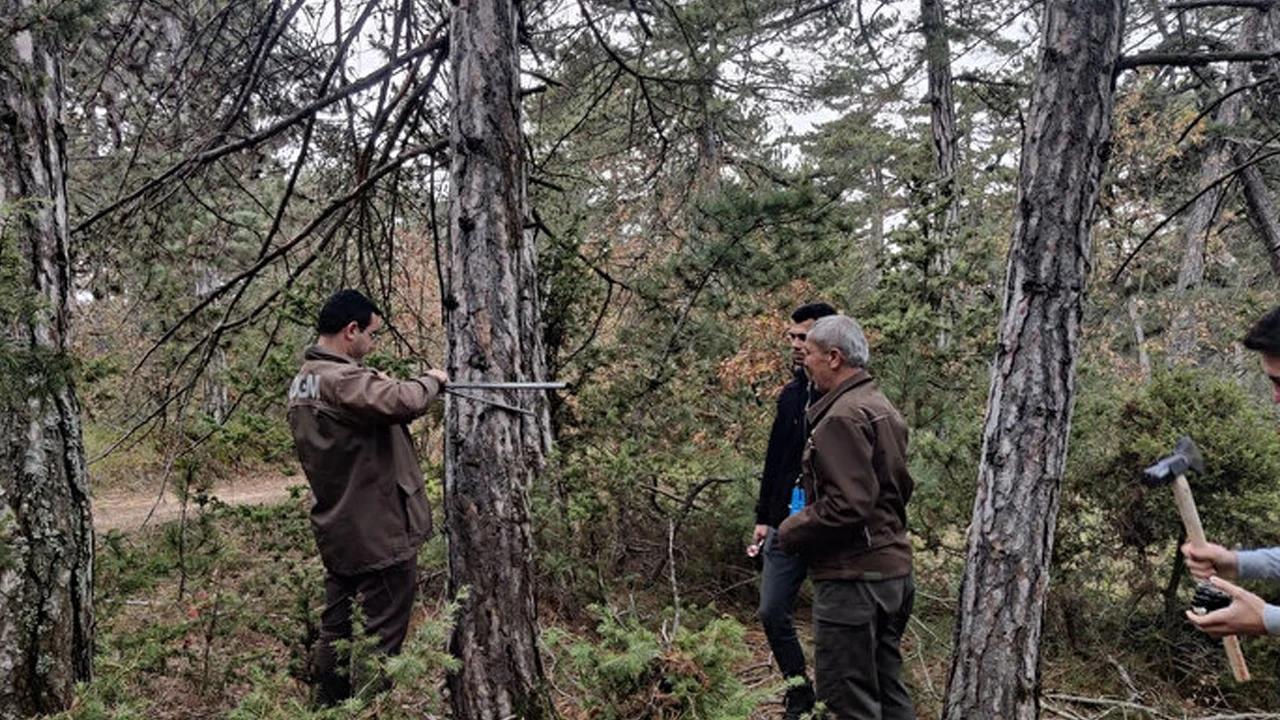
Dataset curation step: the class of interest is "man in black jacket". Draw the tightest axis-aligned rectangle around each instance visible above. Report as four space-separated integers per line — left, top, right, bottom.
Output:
752 301 836 719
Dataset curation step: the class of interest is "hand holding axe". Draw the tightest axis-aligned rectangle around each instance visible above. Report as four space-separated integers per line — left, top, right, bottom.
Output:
1143 436 1250 682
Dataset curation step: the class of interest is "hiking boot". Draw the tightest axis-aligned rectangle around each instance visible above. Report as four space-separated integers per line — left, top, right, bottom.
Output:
783 679 815 720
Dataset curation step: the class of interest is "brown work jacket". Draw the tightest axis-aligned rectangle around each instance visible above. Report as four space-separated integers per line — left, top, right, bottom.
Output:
287 345 441 575
778 371 914 581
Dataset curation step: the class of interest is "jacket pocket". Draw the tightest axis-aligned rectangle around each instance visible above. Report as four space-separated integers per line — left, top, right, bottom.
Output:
402 484 433 541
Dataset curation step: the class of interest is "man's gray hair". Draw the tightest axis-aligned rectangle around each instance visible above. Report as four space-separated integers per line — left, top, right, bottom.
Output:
808 315 870 368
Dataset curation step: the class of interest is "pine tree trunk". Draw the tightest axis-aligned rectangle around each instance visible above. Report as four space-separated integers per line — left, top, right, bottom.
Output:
0 4 95 717
922 0 960 348
922 0 959 234
1238 6 1280 280
444 0 551 716
941 1 1124 718
1239 160 1280 279
1170 12 1257 359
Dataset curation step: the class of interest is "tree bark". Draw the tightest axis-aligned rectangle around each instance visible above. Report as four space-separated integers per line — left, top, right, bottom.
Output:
0 3 95 717
1128 296 1152 383
444 0 552 717
695 64 722 196
922 0 960 348
941 1 1125 718
1170 12 1258 359
1240 5 1280 277
1238 159 1280 278
922 0 960 236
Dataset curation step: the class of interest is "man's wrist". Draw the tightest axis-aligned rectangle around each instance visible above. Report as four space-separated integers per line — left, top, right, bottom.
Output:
412 376 441 393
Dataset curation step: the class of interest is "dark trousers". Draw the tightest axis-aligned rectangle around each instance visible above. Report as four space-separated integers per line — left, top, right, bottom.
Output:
813 574 914 719
313 556 418 706
759 527 809 679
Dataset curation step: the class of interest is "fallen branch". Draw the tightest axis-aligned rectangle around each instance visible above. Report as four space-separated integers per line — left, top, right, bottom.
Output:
1041 701 1090 720
1043 693 1173 718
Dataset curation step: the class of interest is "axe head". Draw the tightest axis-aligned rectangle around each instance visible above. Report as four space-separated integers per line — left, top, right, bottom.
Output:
1142 436 1205 487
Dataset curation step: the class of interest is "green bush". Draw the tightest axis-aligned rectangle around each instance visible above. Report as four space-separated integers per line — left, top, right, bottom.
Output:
546 605 772 719
1054 367 1280 688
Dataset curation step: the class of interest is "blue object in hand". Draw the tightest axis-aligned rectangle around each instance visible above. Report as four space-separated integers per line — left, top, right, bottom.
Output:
789 486 806 516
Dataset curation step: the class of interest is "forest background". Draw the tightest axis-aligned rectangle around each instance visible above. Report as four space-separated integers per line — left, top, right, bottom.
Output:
5 0 1280 717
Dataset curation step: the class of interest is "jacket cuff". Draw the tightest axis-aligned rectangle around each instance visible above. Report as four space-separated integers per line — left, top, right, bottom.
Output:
1266 604 1280 636
412 375 442 397
776 515 802 555
1237 549 1268 579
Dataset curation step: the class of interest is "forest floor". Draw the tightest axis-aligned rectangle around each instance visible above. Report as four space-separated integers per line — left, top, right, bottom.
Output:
84 466 813 718
81 468 1257 719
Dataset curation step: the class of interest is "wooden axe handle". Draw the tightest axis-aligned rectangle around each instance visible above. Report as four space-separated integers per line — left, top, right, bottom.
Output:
1173 476 1207 547
1174 475 1251 682
1223 636 1249 683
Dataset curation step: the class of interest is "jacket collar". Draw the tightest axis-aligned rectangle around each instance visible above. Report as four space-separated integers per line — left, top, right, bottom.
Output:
806 370 874 424
304 344 359 365
788 366 808 387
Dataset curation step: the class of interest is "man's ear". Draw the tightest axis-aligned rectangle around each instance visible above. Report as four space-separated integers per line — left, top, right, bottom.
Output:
343 320 361 339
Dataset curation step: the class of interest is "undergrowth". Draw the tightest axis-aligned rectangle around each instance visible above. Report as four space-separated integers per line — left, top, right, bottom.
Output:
48 495 784 720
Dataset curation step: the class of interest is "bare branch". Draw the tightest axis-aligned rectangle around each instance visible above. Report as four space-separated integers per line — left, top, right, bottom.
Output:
627 0 654 38
1119 49 1280 70
131 143 446 373
257 0 386 263
216 0 310 140
1176 78 1273 144
1042 694 1173 719
72 34 449 235
577 0 671 143
1169 0 1277 9
760 0 847 32
1110 146 1280 283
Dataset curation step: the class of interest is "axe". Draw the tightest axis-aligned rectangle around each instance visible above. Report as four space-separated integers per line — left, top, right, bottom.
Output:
1143 436 1250 682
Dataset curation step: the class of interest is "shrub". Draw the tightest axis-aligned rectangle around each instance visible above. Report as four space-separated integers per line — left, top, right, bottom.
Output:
546 605 772 719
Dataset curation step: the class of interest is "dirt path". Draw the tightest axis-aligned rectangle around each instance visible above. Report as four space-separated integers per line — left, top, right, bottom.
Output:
93 471 306 533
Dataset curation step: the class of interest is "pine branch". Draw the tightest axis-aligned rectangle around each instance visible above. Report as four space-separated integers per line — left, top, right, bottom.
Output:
72 35 449 235
1119 49 1280 70
1169 0 1277 9
1110 145 1280 283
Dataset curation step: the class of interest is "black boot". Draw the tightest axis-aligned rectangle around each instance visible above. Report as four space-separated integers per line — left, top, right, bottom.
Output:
312 668 351 708
783 679 815 720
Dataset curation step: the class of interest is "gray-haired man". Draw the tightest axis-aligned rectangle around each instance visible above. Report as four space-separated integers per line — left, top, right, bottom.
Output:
779 315 915 719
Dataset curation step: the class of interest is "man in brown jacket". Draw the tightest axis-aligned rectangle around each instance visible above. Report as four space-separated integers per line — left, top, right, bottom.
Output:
287 289 448 706
778 314 914 719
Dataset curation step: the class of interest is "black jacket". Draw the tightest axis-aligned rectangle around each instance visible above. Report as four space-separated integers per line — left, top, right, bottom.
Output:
755 368 815 528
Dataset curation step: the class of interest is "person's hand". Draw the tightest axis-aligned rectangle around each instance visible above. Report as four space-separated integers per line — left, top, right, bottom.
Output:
753 524 769 546
425 368 449 385
1181 542 1239 580
1185 576 1268 637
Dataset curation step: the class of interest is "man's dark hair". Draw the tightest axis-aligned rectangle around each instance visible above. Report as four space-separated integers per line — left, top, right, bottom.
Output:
1244 305 1280 355
317 289 382 335
791 302 838 324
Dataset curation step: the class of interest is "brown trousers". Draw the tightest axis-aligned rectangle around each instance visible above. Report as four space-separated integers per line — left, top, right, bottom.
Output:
313 556 418 706
813 573 915 719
